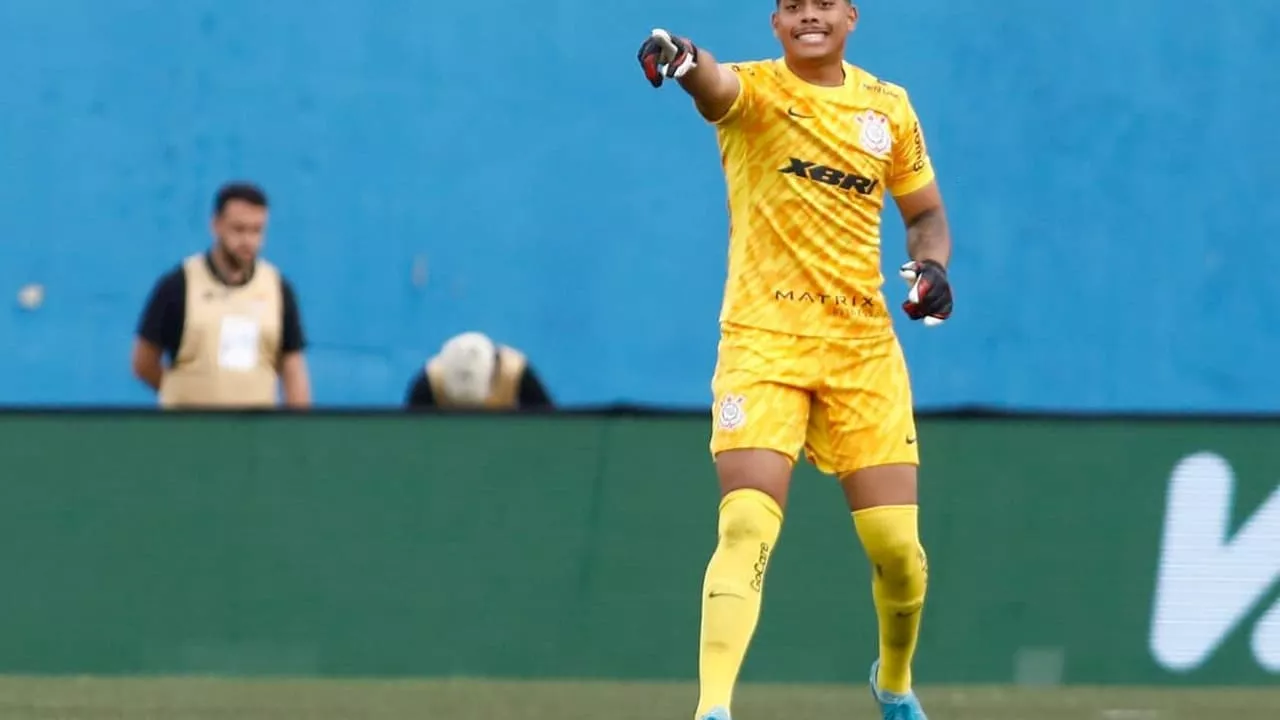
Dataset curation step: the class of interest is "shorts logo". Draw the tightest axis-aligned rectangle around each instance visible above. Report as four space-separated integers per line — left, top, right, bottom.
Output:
856 110 892 156
717 394 747 430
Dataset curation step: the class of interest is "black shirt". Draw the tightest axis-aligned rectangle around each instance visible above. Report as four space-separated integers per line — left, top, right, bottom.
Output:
136 254 306 362
405 365 553 409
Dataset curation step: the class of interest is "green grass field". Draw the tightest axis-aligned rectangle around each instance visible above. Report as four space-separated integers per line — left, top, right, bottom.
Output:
0 677 1276 720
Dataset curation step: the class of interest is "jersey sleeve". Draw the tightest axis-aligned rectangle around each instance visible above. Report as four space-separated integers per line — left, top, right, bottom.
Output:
710 62 761 126
136 267 186 360
517 366 553 408
887 93 936 197
279 276 307 354
405 369 436 409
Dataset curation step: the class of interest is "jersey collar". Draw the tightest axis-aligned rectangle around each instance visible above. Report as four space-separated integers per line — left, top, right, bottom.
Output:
775 57 859 99
204 251 257 287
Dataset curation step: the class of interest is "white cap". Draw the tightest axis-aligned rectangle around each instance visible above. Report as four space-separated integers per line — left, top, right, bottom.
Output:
437 332 497 405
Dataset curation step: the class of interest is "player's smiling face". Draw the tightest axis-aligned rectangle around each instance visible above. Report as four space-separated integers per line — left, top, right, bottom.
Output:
772 0 857 61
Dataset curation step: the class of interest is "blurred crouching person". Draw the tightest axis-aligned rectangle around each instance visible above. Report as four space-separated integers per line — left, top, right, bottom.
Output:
405 332 552 410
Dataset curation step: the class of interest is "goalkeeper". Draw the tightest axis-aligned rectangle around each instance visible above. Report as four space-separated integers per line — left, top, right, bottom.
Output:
636 2 955 719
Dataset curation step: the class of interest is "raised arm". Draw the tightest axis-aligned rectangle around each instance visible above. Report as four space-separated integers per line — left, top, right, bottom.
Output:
638 29 742 123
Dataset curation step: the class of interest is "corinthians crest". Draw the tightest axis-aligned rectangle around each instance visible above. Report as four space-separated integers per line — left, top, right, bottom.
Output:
855 110 892 156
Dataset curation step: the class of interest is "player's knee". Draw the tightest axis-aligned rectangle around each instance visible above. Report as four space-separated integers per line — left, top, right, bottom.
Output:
869 538 927 586
707 489 782 599
865 520 926 584
717 488 783 549
855 508 926 584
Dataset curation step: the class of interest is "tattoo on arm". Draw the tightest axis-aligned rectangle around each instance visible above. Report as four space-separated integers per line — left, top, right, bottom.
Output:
906 207 952 267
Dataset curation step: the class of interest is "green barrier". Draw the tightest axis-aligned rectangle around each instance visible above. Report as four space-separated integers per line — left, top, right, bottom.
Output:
0 413 1275 685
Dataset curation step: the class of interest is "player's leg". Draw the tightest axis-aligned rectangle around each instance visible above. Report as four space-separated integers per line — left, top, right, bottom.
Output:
697 447 792 720
842 464 928 710
697 328 811 720
814 335 929 718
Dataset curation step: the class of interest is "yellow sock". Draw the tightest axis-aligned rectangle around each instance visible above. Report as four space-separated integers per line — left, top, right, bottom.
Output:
853 505 928 694
694 488 783 718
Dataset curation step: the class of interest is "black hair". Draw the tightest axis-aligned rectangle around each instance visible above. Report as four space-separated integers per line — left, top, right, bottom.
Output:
213 181 269 216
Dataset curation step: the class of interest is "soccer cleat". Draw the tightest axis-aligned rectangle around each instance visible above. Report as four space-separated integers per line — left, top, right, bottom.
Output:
697 706 731 720
869 660 928 720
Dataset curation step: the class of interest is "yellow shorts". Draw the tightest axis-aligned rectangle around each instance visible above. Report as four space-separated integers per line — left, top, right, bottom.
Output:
709 323 919 476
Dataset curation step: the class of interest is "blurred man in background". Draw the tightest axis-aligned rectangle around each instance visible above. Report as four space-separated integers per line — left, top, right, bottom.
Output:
131 181 312 409
405 331 552 410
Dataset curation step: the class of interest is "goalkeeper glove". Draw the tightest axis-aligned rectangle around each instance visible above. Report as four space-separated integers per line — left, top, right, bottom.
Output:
638 29 698 88
899 259 953 327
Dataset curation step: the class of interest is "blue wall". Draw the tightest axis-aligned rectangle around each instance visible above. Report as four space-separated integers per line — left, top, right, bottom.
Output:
2 1 1278 411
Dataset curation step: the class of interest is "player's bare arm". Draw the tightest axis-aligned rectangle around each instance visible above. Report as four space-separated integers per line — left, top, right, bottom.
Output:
895 181 955 325
678 48 741 123
896 181 951 268
637 29 741 123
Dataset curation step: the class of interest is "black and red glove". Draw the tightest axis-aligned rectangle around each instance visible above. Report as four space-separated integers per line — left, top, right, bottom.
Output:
638 28 698 88
899 260 953 326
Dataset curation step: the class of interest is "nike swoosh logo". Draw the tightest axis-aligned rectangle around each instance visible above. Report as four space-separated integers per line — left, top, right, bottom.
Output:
708 591 743 599
906 436 917 445
788 107 814 119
